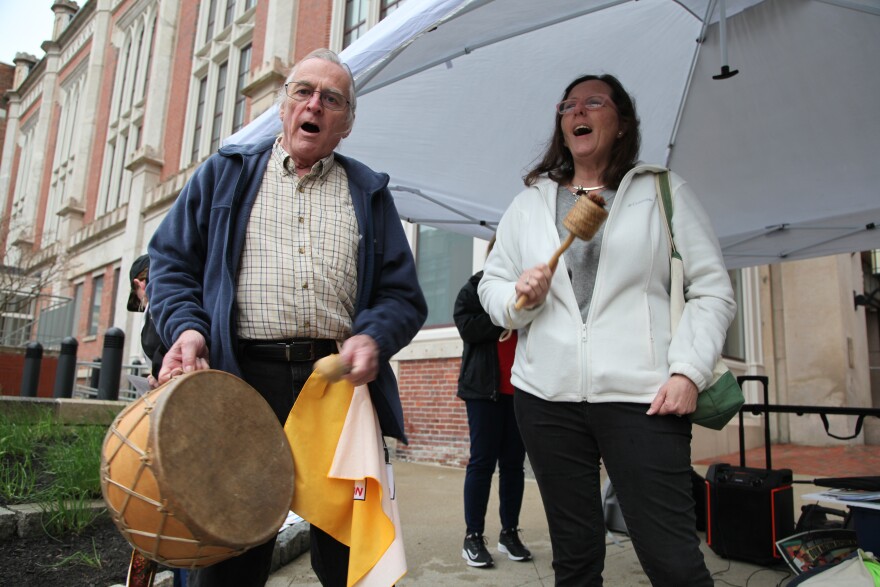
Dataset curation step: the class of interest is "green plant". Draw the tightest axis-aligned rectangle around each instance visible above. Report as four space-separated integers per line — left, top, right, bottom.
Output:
0 408 55 458
0 407 106 536
38 537 104 570
44 424 104 495
41 491 103 536
0 458 37 501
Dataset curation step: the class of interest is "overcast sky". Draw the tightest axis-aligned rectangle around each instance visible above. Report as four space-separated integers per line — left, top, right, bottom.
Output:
0 0 57 66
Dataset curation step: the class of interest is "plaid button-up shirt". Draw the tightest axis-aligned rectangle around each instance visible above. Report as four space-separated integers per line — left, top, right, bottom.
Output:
236 138 358 341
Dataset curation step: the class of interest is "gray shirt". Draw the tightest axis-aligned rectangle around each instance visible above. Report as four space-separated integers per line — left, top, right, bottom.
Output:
555 186 616 322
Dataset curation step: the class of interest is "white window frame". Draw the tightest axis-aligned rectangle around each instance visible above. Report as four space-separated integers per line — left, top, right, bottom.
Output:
87 273 104 337
46 67 88 244
184 0 255 165
715 266 764 405
231 43 253 134
10 118 38 238
330 0 407 51
97 3 159 216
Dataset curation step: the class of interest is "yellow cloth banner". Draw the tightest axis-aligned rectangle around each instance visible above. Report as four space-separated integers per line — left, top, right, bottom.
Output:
284 373 406 586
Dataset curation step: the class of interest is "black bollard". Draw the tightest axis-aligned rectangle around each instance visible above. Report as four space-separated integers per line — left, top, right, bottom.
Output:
53 337 79 398
97 327 125 401
20 342 43 397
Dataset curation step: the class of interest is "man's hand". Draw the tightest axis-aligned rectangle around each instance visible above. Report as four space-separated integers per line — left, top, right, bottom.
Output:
158 329 210 384
339 334 379 387
646 374 698 417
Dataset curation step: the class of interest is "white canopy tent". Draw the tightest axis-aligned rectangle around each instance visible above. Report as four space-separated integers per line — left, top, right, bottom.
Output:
228 0 880 269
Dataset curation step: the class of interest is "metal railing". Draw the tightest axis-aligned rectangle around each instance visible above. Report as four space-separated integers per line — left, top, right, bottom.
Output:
0 291 73 349
74 359 152 402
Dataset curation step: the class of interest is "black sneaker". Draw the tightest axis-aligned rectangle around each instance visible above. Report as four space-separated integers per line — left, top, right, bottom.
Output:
462 533 494 568
498 528 532 561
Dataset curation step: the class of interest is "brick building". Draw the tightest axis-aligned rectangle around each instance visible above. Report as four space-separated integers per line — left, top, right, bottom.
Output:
0 0 877 465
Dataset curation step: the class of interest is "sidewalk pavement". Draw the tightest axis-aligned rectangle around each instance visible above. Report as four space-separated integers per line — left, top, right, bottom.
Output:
268 460 823 586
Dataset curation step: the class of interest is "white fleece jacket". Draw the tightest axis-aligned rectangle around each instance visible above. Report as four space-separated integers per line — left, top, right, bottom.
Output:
478 165 736 404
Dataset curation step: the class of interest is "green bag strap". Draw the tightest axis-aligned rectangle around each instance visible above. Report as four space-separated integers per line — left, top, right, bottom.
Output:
655 170 681 263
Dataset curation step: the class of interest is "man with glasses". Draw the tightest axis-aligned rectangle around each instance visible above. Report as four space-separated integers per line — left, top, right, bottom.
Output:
147 48 427 587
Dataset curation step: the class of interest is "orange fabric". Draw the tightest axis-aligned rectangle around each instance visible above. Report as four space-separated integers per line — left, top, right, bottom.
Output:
284 373 406 586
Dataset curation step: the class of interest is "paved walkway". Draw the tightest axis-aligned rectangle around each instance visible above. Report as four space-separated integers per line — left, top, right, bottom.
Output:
695 443 880 478
267 443 880 586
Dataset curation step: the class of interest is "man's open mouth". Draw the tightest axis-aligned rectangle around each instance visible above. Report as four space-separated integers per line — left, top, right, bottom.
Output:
301 122 320 133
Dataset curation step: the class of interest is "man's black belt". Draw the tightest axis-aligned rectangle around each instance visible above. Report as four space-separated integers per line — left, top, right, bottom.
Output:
238 338 337 362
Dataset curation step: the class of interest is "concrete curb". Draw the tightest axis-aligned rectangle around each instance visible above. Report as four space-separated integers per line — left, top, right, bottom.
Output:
0 499 107 540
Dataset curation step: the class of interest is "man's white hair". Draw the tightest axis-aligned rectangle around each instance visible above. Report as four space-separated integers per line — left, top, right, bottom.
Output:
277 48 357 125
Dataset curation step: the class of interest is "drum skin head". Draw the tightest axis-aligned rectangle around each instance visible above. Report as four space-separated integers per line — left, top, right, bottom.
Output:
152 370 294 547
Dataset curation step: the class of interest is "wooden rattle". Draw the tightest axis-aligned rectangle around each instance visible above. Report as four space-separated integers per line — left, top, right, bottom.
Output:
514 191 608 310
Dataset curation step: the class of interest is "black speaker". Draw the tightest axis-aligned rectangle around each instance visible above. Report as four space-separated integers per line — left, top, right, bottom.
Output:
705 463 795 565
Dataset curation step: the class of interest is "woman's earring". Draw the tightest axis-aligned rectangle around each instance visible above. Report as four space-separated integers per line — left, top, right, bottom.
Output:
617 131 623 138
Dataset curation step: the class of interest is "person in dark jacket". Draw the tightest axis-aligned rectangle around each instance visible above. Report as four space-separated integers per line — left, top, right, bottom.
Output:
127 254 165 387
454 238 531 569
147 48 427 587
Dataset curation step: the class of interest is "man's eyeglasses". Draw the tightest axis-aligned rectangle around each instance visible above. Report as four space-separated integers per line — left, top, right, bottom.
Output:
285 82 350 111
556 95 616 115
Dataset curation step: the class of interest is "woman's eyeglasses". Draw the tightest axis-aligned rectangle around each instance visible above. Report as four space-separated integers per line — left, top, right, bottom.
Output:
556 95 616 115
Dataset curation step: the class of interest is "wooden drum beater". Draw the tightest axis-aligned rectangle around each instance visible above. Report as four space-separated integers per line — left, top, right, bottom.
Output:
314 354 351 382
514 191 608 310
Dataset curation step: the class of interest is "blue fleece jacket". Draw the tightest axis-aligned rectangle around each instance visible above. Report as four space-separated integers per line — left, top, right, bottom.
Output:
147 137 427 442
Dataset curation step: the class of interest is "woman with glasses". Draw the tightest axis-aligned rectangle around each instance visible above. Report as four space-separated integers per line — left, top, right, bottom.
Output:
478 74 735 585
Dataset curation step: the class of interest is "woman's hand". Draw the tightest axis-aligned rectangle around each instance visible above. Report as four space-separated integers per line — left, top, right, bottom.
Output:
515 264 553 309
647 374 698 417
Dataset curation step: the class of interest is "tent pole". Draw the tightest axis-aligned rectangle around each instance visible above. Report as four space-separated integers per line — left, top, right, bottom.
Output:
712 0 739 80
665 0 715 166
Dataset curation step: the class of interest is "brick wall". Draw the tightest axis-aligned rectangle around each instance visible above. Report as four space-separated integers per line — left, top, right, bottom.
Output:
396 357 470 467
162 0 199 181
75 268 124 362
295 0 333 59
0 347 59 398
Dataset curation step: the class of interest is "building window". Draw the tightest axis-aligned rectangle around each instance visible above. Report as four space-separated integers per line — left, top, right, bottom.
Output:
380 0 404 18
209 62 229 153
111 134 129 209
204 0 218 44
416 226 473 327
722 269 745 361
143 15 157 98
343 0 369 48
232 44 252 133
109 267 121 329
188 1 255 163
70 283 83 336
224 0 237 28
10 120 38 239
336 0 407 50
0 291 34 347
88 275 104 336
46 71 86 244
191 76 208 163
97 5 159 216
